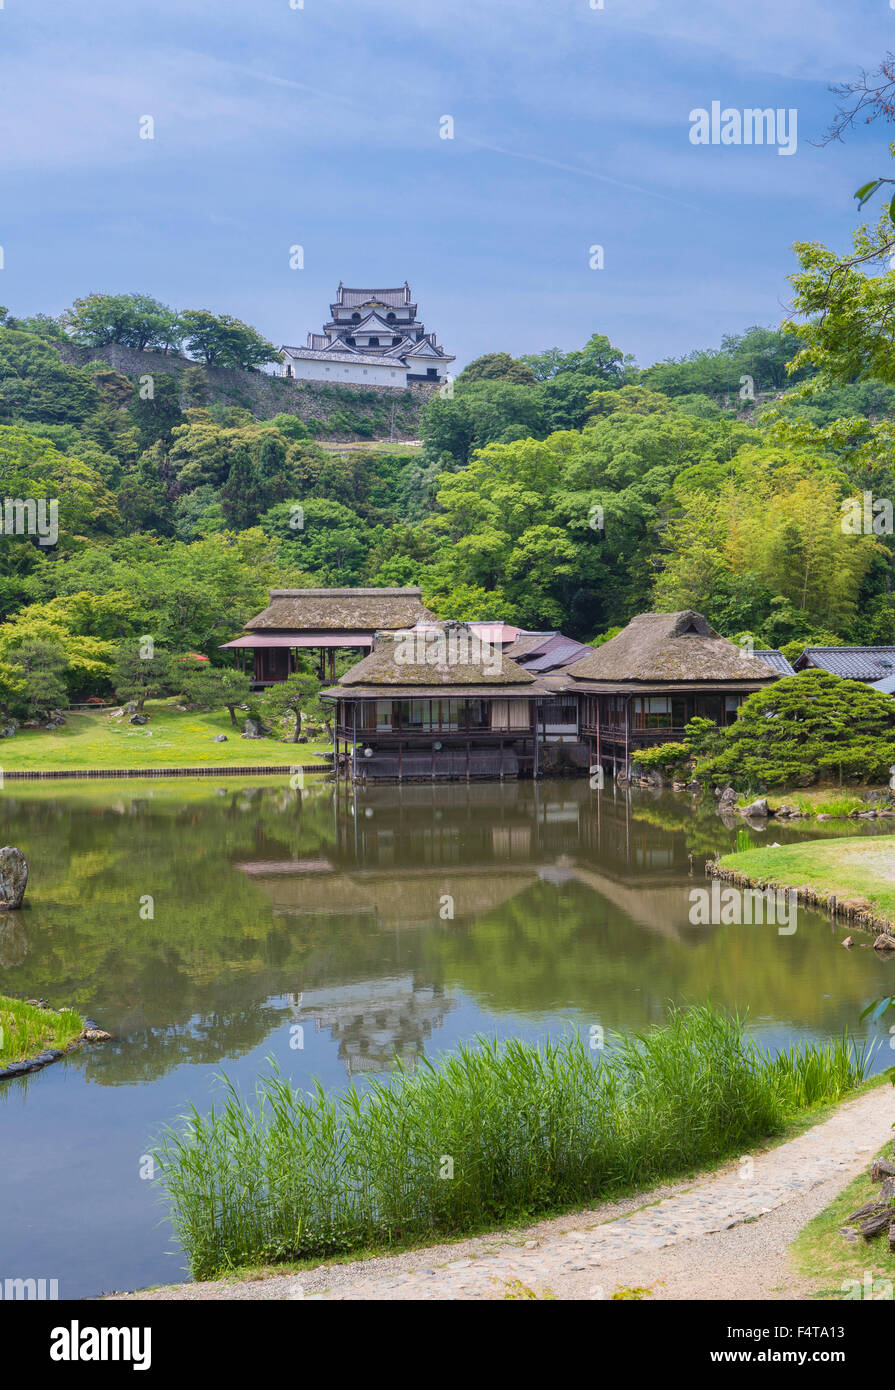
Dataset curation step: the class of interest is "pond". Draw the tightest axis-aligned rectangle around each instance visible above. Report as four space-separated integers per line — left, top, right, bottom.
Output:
1 776 893 1298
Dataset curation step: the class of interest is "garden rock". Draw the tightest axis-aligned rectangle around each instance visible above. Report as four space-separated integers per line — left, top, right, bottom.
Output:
241 718 267 739
213 734 228 743
0 847 28 910
873 933 895 952
739 798 768 818
129 714 147 726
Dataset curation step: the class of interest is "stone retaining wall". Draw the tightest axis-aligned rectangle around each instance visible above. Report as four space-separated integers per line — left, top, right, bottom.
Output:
53 342 433 437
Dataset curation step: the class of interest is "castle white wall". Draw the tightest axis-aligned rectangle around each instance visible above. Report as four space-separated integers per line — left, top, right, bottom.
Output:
283 354 409 387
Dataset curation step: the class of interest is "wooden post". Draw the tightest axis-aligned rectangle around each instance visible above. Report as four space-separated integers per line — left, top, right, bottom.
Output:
624 698 630 779
352 703 357 783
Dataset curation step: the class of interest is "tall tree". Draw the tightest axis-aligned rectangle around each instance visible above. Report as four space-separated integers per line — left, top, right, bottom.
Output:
179 311 279 371
9 639 68 717
111 640 173 710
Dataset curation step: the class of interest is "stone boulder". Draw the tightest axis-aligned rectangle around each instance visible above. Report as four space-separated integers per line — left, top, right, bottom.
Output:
241 717 267 739
129 714 148 726
739 797 769 818
719 786 738 805
873 933 895 952
0 846 28 910
213 733 228 743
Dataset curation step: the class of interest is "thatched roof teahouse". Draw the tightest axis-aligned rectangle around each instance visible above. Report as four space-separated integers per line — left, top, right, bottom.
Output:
221 587 435 685
564 610 779 775
322 623 555 781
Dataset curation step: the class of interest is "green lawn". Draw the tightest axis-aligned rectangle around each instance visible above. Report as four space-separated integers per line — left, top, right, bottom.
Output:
720 837 895 920
790 1139 895 1298
0 702 333 771
0 995 84 1067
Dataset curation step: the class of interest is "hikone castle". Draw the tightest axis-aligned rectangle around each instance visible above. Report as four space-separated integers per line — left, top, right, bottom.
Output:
278 283 454 388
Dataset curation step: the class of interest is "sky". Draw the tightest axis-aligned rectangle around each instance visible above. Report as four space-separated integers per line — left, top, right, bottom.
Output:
1 0 894 371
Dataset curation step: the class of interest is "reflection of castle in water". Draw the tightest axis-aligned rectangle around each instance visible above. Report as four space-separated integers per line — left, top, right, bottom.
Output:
234 781 707 1074
286 980 449 1076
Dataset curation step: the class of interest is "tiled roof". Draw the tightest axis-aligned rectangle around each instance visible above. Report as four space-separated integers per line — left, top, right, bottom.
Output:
753 649 796 676
796 647 895 680
523 639 592 673
280 346 409 369
502 632 558 660
336 285 412 308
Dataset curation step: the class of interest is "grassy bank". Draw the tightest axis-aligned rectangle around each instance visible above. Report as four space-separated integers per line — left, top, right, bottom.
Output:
0 995 83 1067
0 702 332 771
155 1005 870 1280
791 1140 895 1299
719 837 895 924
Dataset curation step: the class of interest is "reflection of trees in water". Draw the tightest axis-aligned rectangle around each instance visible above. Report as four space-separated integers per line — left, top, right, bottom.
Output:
0 780 891 1085
423 876 894 1035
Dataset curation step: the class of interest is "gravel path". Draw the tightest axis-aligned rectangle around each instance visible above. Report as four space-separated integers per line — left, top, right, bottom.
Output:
112 1085 895 1302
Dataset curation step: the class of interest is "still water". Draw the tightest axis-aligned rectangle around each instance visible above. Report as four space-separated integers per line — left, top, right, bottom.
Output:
1 777 893 1298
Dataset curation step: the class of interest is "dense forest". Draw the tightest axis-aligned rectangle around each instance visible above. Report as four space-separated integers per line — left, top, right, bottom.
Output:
1 277 895 703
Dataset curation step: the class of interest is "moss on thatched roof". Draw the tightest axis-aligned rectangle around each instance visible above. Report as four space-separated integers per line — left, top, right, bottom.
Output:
245 588 435 632
337 625 536 688
567 610 780 684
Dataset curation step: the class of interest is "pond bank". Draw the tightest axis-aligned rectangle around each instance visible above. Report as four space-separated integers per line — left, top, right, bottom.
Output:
713 838 895 941
0 995 109 1080
112 1082 895 1301
0 765 329 781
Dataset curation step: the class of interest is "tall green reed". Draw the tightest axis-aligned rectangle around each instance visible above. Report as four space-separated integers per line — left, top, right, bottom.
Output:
154 1004 870 1279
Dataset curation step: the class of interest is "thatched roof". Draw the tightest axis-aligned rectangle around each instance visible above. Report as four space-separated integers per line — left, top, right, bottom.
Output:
245 588 435 632
336 625 536 688
567 611 780 684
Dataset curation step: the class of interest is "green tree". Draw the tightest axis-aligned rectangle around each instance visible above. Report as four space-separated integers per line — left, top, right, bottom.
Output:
701 670 895 788
181 365 209 407
457 352 536 386
220 445 262 529
61 294 180 352
129 373 184 450
178 662 252 726
179 311 279 371
257 672 320 742
9 638 68 717
111 640 174 710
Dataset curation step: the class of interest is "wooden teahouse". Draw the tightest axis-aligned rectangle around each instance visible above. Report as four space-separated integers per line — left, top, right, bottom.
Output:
321 621 557 782
220 587 435 687
564 610 780 776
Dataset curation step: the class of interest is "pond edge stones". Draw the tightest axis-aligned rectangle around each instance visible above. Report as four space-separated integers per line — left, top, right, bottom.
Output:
0 846 28 910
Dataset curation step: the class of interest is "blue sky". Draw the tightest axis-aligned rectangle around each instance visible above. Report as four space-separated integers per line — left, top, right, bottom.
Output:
1 0 893 370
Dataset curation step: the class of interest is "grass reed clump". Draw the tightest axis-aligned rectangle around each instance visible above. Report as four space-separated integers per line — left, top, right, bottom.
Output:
154 1004 870 1279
